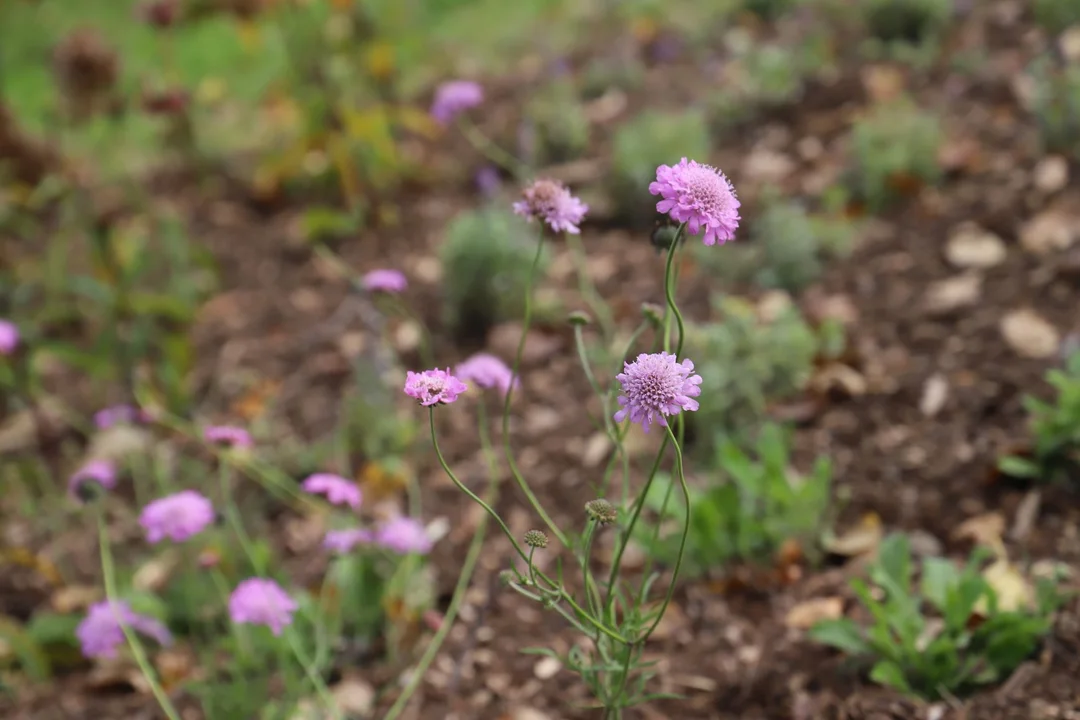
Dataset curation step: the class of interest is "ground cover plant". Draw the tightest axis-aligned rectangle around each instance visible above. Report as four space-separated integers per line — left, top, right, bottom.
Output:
2 0 1080 718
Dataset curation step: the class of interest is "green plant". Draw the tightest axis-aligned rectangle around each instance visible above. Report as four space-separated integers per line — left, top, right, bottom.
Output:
741 0 800 21
847 97 942 212
610 109 711 224
999 351 1080 485
439 207 549 340
684 296 841 450
526 79 590 166
1034 0 1080 35
863 0 951 48
1027 55 1080 159
637 423 832 575
810 534 1064 699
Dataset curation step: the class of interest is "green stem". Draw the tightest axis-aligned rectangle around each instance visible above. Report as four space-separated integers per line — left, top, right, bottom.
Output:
580 521 602 622
96 511 182 720
218 462 264 575
457 117 529 180
566 232 614 344
661 223 686 356
286 629 337 717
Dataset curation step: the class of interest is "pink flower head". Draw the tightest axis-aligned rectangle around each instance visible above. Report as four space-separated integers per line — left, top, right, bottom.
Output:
0 320 19 355
512 179 589 234
94 404 150 429
302 473 362 509
614 351 702 433
203 425 252 449
228 578 297 636
431 80 483 125
77 600 172 659
455 353 518 397
323 528 374 554
69 459 118 500
139 490 215 543
649 158 740 246
404 368 467 407
375 516 433 555
362 269 407 294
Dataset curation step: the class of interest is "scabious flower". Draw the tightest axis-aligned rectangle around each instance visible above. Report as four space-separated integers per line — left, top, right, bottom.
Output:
476 166 501 197
0 320 19 355
323 528 373 554
69 459 118 500
375 516 433 555
94 404 149 429
204 425 252 449
403 368 467 407
649 158 740 246
362 269 407 294
77 600 172 659
228 578 297 636
455 353 517 397
614 351 702 433
139 490 215 543
430 80 483 125
512 179 589 234
302 473 362 509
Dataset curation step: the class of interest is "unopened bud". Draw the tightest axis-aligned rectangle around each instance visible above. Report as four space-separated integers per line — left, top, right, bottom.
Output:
523 529 549 549
585 499 617 525
568 310 591 327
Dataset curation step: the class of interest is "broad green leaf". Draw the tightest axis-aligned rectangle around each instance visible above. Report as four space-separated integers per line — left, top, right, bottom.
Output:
996 455 1041 479
807 618 870 655
921 557 959 612
0 615 50 680
869 659 910 693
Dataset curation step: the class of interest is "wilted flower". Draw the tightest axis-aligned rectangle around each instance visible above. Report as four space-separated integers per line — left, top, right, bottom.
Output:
141 87 189 116
374 516 433 555
302 473 362 509
650 158 740 246
323 528 374 554
523 529 548 549
362 269 407 294
77 600 172 659
52 29 119 121
136 0 179 28
512 179 588 234
455 353 517 397
404 368 467 407
228 578 297 636
585 499 617 525
69 459 118 500
203 425 253 449
94 404 149 429
431 80 483 125
614 351 702 432
139 490 215 543
0 320 19 355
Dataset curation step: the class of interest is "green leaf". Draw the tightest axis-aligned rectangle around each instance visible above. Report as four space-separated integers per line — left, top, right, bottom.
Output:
876 533 913 595
869 659 911 693
921 557 959 612
997 455 1041 479
0 615 50 680
807 618 870 655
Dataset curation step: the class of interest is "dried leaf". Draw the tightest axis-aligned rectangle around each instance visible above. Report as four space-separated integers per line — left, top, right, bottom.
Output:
978 559 1034 613
952 512 1006 554
784 597 844 629
824 513 883 557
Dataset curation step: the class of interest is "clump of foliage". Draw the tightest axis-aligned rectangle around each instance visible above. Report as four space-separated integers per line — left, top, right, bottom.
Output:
439 207 549 341
999 351 1080 485
610 109 711 224
810 534 1064 699
525 79 591 166
683 296 843 450
847 97 942 212
637 423 832 575
741 0 801 21
862 0 951 49
1027 55 1080 159
1034 0 1080 36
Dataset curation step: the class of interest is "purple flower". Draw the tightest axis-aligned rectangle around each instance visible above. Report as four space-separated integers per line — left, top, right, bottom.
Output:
404 368 467 407
302 473 362 509
139 490 215 543
0 320 19 355
324 528 374 554
375 516 433 555
476 166 501 197
77 600 172 659
455 353 517 397
203 425 252 449
614 352 702 433
228 578 297 636
431 80 483 125
512 179 589 234
69 459 118 499
362 269 407 294
94 405 149 429
649 158 741 246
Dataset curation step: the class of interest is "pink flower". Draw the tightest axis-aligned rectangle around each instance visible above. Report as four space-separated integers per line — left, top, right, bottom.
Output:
375 516 433 555
512 179 589 234
431 80 483 125
362 269 407 294
614 352 702 433
77 600 172 659
69 459 118 500
228 578 297 636
302 473 362 509
455 353 517 397
649 158 740 246
139 490 215 543
404 368 467 407
323 528 373 553
94 405 150 429
203 425 252 449
0 320 19 355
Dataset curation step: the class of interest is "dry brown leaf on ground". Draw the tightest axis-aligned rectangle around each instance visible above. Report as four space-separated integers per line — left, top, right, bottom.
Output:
784 597 844 630
952 512 1006 554
823 513 883 558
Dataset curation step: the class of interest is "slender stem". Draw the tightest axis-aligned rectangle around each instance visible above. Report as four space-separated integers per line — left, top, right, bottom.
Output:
580 521 602 622
457 117 529 180
641 426 691 640
286 629 337 717
218 461 264 575
97 511 182 720
661 223 686 356
501 232 568 548
566 232 614 344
